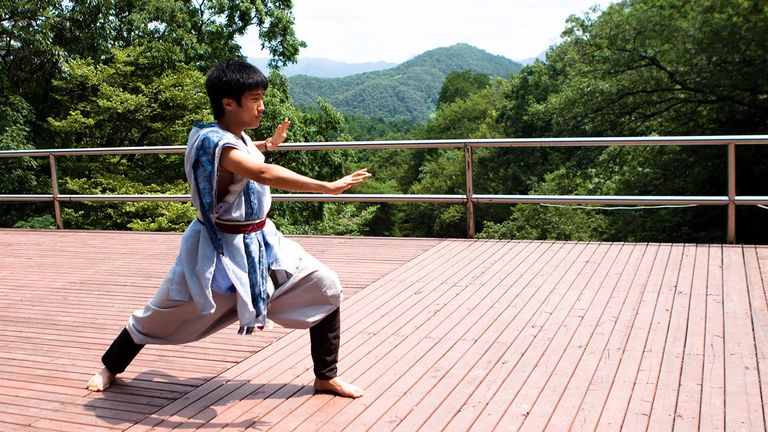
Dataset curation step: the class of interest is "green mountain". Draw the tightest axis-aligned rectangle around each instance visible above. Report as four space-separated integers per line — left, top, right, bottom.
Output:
288 43 522 122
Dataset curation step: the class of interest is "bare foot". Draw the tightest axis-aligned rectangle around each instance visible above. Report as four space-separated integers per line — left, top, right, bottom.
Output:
314 377 364 398
87 367 116 392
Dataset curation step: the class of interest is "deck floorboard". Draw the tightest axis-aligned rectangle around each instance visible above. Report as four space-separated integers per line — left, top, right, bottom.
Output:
1 230 766 431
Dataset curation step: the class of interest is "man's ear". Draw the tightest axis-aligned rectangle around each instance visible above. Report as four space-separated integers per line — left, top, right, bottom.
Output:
222 97 236 113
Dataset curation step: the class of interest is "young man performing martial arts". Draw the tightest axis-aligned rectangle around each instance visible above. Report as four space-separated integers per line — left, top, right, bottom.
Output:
87 60 370 398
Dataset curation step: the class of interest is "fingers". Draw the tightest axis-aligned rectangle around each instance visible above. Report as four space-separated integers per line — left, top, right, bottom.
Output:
329 168 372 194
351 168 373 179
345 169 372 184
274 118 291 135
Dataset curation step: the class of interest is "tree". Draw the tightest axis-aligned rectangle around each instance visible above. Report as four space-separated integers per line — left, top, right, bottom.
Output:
437 70 491 107
2 0 379 233
538 0 768 136
484 0 768 243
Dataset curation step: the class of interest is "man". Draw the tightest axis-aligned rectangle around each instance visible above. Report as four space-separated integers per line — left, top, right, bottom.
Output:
87 60 370 398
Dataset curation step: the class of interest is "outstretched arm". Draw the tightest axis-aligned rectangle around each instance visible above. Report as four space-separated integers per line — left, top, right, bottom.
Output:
220 147 371 195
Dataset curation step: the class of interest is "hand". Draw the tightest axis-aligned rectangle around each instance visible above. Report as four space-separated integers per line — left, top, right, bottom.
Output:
326 168 373 195
266 117 291 151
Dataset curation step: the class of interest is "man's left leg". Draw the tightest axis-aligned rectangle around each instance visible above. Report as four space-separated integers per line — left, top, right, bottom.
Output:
266 245 364 398
309 307 363 398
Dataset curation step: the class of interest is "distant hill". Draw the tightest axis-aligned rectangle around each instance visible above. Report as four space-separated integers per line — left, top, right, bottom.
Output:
287 44 523 122
248 57 396 78
519 49 549 65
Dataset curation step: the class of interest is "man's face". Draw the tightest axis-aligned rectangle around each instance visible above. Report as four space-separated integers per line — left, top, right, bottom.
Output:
226 88 265 129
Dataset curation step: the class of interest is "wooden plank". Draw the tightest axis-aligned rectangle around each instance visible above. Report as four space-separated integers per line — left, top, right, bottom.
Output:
464 243 605 432
0 230 439 432
541 242 649 431
0 415 62 432
190 240 503 431
700 245 726 431
0 386 158 415
374 241 573 432
0 397 134 430
217 240 509 431
722 245 765 431
673 244 710 431
441 242 595 432
744 246 768 430
3 230 767 431
153 241 460 430
622 244 685 429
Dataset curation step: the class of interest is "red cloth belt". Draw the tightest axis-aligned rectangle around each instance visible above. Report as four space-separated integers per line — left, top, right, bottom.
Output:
213 218 267 234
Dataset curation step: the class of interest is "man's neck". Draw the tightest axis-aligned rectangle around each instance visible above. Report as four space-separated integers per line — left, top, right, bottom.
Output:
216 119 244 137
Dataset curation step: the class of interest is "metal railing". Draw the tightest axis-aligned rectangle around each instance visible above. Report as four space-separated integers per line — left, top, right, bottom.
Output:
2 135 767 243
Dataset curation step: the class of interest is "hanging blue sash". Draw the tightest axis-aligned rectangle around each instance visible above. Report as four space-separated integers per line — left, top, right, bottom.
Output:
192 125 269 333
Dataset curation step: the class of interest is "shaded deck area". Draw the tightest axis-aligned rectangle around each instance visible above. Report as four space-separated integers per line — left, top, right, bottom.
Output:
1 229 767 431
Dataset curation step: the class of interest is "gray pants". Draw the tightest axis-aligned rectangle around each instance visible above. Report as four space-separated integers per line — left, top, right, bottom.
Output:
126 253 343 345
102 252 344 380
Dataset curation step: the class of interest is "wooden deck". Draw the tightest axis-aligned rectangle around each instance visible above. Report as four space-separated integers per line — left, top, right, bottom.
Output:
1 230 767 431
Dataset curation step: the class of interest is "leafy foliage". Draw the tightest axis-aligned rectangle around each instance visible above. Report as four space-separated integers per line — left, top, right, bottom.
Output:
61 174 196 231
342 115 417 141
270 202 379 236
438 70 492 107
3 0 767 243
348 0 768 242
1 0 377 234
481 0 768 243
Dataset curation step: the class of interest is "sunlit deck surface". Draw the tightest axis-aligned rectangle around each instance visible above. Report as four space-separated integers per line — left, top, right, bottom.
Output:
1 229 767 431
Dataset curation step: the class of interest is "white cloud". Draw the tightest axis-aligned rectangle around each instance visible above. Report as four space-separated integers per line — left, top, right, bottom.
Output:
239 0 613 63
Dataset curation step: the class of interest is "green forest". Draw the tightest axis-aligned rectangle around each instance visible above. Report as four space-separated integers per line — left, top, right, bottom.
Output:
288 43 522 122
2 0 767 243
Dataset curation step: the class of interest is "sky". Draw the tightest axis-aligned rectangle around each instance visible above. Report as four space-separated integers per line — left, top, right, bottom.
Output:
238 0 615 64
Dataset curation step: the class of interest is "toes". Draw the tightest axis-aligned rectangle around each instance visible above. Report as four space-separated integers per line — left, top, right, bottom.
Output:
314 378 364 398
87 369 115 392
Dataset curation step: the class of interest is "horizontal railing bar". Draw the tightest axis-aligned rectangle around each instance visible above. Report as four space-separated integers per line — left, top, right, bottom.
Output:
3 194 767 206
272 194 466 203
56 194 191 202
735 197 768 205
0 194 466 203
2 135 767 158
282 135 768 151
473 195 730 205
0 195 55 202
0 146 187 158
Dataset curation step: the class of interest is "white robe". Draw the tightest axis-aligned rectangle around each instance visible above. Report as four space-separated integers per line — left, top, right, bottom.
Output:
125 124 342 344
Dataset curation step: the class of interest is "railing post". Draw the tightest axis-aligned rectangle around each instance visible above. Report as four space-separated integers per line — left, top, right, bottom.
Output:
464 143 475 238
49 154 63 229
727 142 736 243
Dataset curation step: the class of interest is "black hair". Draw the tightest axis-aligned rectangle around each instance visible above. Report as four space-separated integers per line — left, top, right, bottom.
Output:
205 60 269 120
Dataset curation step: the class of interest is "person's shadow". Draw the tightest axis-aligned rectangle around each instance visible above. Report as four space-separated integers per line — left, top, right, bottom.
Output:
83 369 310 430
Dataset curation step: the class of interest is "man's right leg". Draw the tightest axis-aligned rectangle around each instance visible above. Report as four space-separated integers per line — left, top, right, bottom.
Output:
87 328 144 391
87 282 239 392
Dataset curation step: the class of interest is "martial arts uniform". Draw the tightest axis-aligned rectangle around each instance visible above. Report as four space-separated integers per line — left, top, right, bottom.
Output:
100 123 343 381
